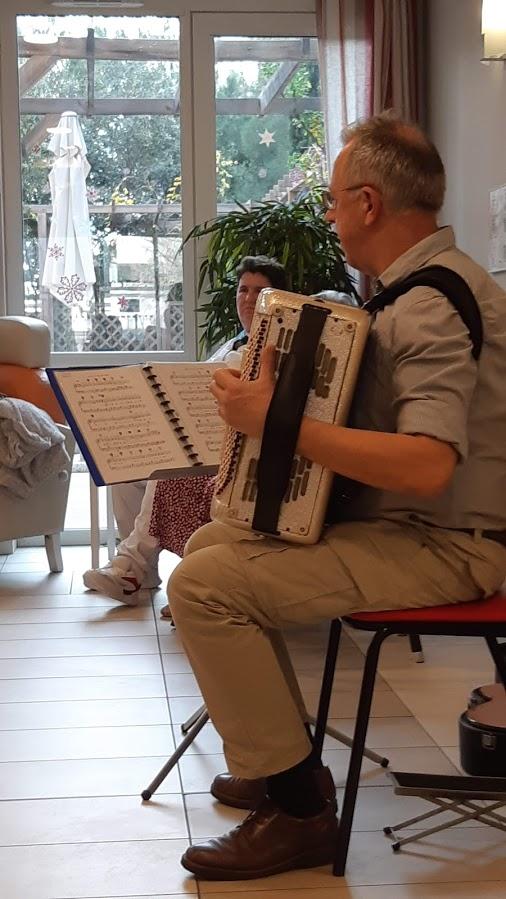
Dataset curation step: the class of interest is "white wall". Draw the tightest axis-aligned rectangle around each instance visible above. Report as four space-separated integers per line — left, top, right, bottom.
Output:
428 0 506 289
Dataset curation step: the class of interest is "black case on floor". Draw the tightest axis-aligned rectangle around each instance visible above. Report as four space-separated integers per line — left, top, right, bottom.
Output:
459 683 506 777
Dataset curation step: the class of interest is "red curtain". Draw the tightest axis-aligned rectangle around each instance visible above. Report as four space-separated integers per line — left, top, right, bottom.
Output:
317 0 423 161
317 0 424 298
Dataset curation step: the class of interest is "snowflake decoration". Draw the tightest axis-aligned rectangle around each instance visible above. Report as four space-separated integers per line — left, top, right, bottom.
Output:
57 273 87 304
48 244 64 260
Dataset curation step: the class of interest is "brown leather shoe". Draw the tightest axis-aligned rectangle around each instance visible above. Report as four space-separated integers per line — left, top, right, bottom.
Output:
181 797 339 880
210 765 337 811
210 773 266 809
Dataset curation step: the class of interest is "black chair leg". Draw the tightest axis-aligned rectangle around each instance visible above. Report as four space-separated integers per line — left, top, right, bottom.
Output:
333 628 390 876
314 619 342 756
409 633 424 663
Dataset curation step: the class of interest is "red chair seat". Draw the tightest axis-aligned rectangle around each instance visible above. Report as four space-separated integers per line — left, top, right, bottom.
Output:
348 591 506 624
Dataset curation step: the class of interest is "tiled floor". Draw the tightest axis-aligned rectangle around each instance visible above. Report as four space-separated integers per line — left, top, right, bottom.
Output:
0 545 505 898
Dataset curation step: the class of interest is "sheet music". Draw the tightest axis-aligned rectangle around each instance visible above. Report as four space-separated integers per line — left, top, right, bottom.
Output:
54 366 191 483
152 362 225 464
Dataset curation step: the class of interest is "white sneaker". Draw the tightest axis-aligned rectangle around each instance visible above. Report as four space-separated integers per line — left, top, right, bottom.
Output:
83 563 157 605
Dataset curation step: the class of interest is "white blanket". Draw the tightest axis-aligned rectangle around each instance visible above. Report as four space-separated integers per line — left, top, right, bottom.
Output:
0 396 69 498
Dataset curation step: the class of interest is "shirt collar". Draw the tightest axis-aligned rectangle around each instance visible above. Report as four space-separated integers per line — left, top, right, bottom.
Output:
377 226 456 289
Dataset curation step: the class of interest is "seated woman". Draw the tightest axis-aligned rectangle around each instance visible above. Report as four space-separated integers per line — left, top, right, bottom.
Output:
82 255 287 607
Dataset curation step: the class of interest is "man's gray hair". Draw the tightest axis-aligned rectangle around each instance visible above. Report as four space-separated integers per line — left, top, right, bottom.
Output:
341 113 446 213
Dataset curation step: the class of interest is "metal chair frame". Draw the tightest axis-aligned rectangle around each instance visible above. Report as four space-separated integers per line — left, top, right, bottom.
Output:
313 608 506 876
141 700 389 801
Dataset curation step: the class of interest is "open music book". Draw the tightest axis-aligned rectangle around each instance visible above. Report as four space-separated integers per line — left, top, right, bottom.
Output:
47 362 225 486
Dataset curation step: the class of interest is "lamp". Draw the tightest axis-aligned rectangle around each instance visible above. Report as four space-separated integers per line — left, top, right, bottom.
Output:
482 0 506 60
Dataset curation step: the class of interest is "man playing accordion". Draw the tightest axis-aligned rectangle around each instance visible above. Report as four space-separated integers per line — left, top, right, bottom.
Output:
169 113 506 881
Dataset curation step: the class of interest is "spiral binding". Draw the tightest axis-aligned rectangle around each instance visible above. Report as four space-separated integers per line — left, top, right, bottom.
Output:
143 365 201 465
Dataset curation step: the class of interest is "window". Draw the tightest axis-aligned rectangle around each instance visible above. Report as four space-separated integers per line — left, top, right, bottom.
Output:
215 36 325 208
2 6 323 541
17 14 184 355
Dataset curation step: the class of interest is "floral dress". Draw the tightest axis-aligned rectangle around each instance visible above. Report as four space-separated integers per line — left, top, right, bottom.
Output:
149 475 216 557
149 332 246 557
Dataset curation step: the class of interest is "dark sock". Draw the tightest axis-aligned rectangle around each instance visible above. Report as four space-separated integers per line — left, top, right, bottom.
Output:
266 748 327 819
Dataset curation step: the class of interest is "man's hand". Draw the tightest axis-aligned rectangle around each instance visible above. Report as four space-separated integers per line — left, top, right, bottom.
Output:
210 345 276 438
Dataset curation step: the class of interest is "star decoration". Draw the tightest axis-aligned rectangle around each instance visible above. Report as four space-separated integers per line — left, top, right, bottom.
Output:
258 129 276 147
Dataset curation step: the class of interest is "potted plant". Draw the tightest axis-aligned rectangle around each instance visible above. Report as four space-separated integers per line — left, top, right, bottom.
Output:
185 187 355 356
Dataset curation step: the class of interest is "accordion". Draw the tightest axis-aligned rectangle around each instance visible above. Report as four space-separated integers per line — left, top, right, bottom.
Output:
211 288 370 544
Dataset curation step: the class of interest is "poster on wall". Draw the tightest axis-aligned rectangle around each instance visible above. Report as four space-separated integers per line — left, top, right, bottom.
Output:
489 185 506 273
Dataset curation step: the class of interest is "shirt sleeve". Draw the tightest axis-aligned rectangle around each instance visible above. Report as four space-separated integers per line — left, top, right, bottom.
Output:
389 289 478 459
207 337 234 362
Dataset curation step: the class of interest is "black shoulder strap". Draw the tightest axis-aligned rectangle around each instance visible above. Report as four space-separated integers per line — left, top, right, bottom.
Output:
252 303 329 536
364 265 483 360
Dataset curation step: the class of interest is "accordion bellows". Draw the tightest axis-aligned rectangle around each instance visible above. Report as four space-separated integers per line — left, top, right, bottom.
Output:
212 288 370 544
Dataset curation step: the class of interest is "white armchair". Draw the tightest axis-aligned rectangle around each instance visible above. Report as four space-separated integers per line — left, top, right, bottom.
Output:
0 316 75 572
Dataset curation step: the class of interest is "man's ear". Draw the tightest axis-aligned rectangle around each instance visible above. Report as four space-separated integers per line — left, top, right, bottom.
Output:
362 186 382 226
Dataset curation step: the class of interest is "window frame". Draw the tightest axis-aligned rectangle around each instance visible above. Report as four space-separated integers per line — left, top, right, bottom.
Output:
0 2 317 366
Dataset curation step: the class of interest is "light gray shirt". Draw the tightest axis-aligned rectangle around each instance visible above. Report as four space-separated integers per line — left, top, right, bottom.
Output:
347 226 506 530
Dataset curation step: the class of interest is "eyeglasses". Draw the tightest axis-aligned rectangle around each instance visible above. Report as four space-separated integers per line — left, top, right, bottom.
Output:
321 184 371 211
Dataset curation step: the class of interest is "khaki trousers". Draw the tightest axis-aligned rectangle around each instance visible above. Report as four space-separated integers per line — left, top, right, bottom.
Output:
168 517 506 779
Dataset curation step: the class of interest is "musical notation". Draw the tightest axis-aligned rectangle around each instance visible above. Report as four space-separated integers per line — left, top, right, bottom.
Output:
55 367 190 481
51 362 226 485
153 363 225 458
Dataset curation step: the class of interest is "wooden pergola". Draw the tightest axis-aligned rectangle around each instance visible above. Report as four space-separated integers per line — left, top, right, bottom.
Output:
19 32 320 155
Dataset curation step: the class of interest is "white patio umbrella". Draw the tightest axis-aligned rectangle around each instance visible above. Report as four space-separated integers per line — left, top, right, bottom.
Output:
42 110 96 306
